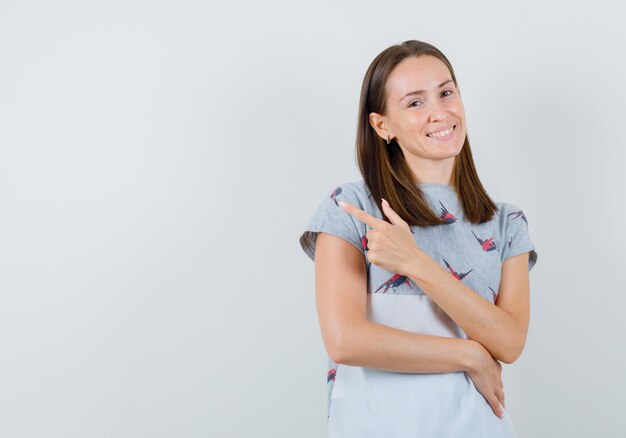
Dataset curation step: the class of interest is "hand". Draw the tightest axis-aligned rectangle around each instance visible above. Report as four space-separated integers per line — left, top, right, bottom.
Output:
339 198 425 277
466 341 507 420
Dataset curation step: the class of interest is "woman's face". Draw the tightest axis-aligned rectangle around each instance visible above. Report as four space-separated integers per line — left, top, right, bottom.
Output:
373 55 467 163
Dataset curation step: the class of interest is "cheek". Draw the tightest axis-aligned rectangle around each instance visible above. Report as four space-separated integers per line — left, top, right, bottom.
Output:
405 115 428 133
453 103 466 120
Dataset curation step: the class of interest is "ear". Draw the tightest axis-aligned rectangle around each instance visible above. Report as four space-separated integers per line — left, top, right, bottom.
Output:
368 112 392 142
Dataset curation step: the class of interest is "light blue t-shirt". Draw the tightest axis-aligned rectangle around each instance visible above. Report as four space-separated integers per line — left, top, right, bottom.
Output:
299 179 537 438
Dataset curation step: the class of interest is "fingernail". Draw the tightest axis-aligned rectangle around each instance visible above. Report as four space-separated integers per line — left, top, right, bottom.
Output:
338 200 346 208
381 198 388 205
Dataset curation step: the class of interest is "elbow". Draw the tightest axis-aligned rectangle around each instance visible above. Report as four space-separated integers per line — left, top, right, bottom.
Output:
327 323 362 364
329 344 348 365
499 352 516 365
499 325 527 364
328 334 354 365
326 332 344 363
500 342 525 365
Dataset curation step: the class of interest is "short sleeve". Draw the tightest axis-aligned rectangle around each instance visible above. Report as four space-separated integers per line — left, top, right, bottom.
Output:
501 203 538 271
299 183 367 262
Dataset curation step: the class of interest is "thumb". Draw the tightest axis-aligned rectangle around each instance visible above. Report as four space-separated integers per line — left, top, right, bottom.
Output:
381 198 406 227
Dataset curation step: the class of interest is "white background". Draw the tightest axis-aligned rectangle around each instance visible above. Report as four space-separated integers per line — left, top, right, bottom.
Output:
1 0 624 437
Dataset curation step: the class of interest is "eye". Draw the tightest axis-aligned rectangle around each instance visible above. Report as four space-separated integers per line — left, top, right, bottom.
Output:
442 89 453 97
408 100 422 108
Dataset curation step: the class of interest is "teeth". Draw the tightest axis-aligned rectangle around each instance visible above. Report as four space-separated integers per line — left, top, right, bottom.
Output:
427 126 454 138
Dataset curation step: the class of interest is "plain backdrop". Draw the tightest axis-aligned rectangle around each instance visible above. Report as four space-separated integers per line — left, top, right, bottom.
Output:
1 0 625 437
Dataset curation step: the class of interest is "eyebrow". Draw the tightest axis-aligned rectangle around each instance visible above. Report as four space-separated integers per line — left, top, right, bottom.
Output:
399 79 454 102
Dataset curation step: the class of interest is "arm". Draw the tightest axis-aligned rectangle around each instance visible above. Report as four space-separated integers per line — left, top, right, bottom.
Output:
336 319 479 373
315 232 478 373
407 251 530 364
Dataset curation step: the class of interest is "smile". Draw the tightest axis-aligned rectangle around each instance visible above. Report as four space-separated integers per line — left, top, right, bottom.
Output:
426 125 456 139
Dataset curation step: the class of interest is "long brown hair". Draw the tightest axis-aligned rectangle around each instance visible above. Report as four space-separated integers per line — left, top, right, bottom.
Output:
356 40 497 226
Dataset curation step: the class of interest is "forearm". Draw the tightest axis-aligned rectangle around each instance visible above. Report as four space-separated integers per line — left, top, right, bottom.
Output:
408 253 519 363
335 320 478 373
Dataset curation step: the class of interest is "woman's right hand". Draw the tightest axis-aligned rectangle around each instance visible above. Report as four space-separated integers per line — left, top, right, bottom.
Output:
465 340 506 419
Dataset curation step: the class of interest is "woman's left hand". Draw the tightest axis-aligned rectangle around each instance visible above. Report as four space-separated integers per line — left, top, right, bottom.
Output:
339 198 426 277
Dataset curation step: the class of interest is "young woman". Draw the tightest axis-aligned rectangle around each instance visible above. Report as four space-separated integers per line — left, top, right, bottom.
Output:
299 40 537 437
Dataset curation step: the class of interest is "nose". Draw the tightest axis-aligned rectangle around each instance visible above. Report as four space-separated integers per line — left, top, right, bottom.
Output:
427 96 449 123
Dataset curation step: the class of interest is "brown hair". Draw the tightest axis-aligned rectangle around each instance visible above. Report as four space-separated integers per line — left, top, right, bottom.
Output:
356 40 497 226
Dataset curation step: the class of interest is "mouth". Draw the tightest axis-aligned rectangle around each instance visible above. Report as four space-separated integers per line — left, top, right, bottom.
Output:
426 125 456 140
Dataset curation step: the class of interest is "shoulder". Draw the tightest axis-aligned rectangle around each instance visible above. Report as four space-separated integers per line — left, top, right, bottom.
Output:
494 199 537 269
493 200 533 237
494 200 526 218
486 201 530 231
496 201 530 220
325 179 373 206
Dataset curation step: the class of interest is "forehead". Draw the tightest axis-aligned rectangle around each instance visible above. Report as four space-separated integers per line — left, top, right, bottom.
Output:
386 55 452 98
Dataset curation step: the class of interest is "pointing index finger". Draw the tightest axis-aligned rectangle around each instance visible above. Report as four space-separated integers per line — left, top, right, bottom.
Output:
339 200 385 228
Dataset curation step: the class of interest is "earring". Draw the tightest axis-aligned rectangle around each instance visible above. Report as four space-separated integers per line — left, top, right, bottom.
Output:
386 135 391 145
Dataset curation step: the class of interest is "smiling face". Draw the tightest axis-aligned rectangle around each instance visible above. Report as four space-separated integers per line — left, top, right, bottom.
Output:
369 55 467 184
